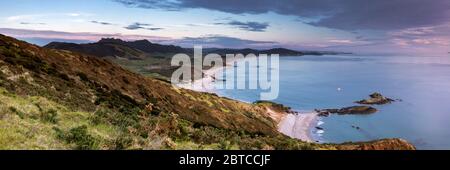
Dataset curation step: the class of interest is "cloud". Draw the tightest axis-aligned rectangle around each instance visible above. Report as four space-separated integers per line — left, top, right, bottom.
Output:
6 14 45 22
146 27 164 31
387 24 450 47
171 35 278 48
124 22 163 31
215 21 269 32
5 13 94 24
328 39 354 44
65 13 94 17
67 13 82 17
0 28 171 46
113 0 181 10
20 22 46 25
124 22 151 30
90 20 114 25
114 0 450 31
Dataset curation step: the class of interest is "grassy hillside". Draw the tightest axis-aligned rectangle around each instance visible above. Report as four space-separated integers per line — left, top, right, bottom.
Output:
0 34 414 150
0 87 326 150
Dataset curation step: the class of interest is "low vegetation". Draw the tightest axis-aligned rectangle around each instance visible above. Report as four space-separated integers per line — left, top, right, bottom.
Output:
0 87 326 150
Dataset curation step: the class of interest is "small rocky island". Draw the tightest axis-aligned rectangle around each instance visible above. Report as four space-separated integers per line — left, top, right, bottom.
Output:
316 106 378 117
355 92 395 105
315 92 396 117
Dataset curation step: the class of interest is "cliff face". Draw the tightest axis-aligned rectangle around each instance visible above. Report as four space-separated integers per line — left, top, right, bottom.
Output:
0 34 415 150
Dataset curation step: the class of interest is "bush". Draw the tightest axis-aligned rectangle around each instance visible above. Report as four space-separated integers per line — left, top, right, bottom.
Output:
40 109 58 124
113 134 133 150
90 107 138 130
55 125 98 150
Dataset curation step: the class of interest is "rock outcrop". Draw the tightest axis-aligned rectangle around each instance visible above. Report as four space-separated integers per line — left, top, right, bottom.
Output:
356 92 395 105
316 106 377 116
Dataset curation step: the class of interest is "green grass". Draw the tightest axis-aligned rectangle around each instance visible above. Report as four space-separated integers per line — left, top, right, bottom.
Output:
108 57 173 80
0 87 120 150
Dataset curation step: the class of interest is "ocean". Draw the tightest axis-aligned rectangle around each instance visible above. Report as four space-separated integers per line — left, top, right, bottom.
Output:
211 54 450 149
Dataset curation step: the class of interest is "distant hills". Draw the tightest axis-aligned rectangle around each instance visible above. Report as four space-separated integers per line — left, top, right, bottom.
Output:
205 48 349 56
45 38 188 60
44 38 350 60
205 48 304 56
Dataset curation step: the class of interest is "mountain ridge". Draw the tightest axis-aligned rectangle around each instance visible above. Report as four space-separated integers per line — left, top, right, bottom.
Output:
44 38 350 60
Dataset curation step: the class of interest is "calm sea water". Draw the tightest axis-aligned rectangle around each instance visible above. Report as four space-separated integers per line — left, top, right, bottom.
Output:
212 54 450 149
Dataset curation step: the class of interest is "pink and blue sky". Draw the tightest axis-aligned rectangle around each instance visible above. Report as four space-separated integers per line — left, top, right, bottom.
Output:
1 0 449 54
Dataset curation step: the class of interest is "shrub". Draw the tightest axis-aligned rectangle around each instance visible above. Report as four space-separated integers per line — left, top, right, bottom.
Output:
40 109 58 124
90 107 138 130
55 125 98 150
113 134 133 150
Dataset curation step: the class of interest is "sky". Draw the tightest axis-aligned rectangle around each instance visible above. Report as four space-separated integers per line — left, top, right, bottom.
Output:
0 0 449 54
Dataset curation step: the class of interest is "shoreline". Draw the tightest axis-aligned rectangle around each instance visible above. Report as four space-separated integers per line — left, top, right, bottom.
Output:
180 58 319 143
277 112 318 142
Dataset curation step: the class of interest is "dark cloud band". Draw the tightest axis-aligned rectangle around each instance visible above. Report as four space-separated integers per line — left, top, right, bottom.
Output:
215 20 269 32
124 22 163 31
91 21 114 25
173 35 277 48
114 0 450 31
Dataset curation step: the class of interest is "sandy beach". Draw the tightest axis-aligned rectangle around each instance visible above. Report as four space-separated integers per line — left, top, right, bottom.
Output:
177 61 230 92
180 58 318 143
277 112 318 142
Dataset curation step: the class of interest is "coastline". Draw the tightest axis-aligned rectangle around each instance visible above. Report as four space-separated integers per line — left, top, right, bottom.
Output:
180 58 318 143
277 112 318 143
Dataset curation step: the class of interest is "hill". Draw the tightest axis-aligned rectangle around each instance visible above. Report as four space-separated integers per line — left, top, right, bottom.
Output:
43 39 345 80
44 38 188 60
207 48 305 56
0 34 413 150
45 38 348 60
